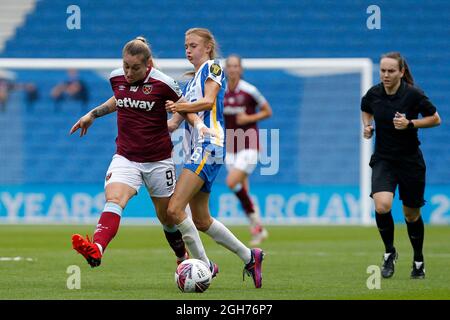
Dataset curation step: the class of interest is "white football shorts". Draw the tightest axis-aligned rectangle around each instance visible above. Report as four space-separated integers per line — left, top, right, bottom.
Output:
225 149 258 175
104 154 176 197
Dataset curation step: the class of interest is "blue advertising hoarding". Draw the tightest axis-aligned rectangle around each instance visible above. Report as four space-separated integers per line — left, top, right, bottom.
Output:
0 184 449 224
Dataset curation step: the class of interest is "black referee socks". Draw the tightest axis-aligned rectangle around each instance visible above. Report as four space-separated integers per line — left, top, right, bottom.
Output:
406 216 425 262
375 211 395 254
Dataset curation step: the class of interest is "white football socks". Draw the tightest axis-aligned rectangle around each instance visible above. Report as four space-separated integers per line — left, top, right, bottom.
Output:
248 209 262 227
176 217 209 265
96 243 103 255
205 218 252 264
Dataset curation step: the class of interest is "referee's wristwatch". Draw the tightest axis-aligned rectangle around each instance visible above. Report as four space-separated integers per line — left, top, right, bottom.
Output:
407 120 415 129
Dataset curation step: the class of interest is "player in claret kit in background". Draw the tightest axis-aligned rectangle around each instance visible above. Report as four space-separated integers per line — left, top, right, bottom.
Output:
70 37 209 268
165 28 264 288
361 52 441 279
223 54 272 246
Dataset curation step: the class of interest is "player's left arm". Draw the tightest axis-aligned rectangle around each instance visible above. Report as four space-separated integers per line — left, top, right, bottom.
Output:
394 92 442 130
181 112 215 138
410 111 441 128
167 112 184 133
165 79 220 113
236 101 273 126
393 111 441 130
166 97 214 137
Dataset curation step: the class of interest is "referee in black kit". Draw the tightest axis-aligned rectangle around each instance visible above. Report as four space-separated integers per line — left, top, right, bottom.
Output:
361 52 441 279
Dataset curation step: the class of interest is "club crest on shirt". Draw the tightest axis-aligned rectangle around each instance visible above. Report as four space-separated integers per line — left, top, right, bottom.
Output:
210 63 222 76
142 84 153 95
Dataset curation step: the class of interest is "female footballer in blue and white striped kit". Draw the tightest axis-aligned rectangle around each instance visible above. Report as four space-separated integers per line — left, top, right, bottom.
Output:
166 28 264 288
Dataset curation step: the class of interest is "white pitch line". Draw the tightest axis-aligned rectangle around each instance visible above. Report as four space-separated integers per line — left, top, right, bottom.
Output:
0 257 36 262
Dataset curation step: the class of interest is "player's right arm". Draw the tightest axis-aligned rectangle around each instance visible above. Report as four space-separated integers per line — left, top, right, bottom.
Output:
70 96 117 137
362 111 374 139
165 79 220 113
166 97 216 138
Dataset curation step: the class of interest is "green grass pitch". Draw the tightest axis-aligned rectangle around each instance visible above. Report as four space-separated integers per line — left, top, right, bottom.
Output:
0 225 449 300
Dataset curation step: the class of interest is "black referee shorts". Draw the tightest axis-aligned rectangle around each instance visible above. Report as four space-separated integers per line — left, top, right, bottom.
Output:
369 151 426 208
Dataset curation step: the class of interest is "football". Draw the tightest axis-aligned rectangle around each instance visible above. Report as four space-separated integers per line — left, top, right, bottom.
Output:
174 259 212 293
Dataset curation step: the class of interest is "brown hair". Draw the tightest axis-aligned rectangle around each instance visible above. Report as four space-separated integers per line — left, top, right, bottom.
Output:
381 52 414 85
226 54 242 66
122 36 154 66
225 54 244 79
185 28 220 59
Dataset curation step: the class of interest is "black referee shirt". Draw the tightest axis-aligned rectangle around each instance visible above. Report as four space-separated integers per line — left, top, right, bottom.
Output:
361 79 437 158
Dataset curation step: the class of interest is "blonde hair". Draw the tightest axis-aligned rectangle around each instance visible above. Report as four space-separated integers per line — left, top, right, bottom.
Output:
122 36 154 66
185 28 219 59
